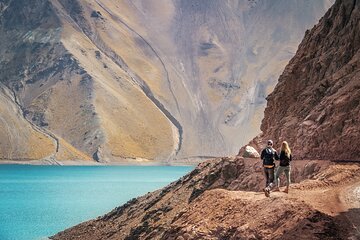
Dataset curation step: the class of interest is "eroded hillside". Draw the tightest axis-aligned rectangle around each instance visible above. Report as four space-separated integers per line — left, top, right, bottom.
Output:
0 0 333 162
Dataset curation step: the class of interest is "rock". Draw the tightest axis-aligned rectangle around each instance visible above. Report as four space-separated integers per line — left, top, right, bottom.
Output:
92 148 101 162
90 10 102 19
242 146 260 158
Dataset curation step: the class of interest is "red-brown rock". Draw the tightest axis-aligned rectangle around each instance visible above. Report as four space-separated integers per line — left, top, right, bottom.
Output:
248 0 360 160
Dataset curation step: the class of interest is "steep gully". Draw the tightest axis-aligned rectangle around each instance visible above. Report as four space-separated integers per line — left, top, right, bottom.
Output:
0 83 61 163
94 0 184 160
57 0 183 161
95 0 181 115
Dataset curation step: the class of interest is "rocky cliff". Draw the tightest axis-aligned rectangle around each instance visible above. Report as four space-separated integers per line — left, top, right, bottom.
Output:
246 0 360 160
0 0 333 162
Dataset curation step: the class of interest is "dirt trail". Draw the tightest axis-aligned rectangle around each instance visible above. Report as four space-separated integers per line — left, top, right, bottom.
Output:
268 164 360 238
181 163 360 239
292 164 360 214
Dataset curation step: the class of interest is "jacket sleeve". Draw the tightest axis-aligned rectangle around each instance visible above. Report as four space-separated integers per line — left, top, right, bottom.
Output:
274 150 279 160
290 154 292 161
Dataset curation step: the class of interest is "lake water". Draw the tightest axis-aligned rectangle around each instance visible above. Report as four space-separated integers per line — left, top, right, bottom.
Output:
0 165 193 240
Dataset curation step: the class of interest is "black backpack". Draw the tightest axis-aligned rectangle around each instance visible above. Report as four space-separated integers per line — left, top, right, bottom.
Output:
263 147 275 166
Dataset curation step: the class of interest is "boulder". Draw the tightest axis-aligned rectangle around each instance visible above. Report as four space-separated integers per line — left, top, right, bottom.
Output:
242 146 260 158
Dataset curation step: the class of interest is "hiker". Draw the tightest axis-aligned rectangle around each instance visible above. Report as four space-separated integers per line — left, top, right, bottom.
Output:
274 141 292 193
260 140 279 197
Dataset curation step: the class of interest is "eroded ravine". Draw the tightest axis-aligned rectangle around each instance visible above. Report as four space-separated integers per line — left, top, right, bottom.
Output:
95 0 181 116
55 0 183 161
0 84 59 160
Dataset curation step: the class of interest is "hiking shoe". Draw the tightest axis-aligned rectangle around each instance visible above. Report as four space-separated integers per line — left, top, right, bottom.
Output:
283 188 289 194
263 187 270 197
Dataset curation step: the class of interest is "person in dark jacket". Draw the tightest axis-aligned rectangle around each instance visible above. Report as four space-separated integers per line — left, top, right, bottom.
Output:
274 141 292 193
260 140 279 197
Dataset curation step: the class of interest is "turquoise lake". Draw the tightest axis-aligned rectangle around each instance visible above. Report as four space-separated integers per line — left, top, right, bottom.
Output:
0 165 193 240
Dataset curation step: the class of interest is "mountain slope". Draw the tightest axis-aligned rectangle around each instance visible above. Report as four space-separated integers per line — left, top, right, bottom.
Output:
86 0 334 159
245 0 360 160
0 0 93 161
0 0 333 162
0 85 54 160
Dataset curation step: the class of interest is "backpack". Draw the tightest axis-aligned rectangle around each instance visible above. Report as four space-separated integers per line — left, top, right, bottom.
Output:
263 147 275 166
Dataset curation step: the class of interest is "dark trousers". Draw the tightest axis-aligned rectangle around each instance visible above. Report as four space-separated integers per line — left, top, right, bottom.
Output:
264 167 275 188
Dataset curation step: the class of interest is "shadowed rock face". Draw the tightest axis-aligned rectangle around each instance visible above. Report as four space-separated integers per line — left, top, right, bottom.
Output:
0 0 333 162
246 0 360 161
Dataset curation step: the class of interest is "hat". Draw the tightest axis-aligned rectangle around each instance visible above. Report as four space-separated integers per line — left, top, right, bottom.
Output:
267 140 273 145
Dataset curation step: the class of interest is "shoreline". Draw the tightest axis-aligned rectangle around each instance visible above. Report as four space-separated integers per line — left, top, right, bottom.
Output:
1 157 358 166
0 158 215 166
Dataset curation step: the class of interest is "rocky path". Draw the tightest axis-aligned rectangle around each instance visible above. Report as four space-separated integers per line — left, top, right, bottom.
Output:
172 163 360 239
272 164 360 239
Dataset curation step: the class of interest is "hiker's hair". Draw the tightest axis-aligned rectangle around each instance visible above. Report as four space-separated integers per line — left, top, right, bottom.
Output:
281 141 291 158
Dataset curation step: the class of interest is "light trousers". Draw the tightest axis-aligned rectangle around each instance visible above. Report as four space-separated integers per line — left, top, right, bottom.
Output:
275 165 291 187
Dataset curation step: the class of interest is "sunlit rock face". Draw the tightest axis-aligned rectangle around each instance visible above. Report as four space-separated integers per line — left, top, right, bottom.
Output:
247 0 360 161
0 0 333 162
